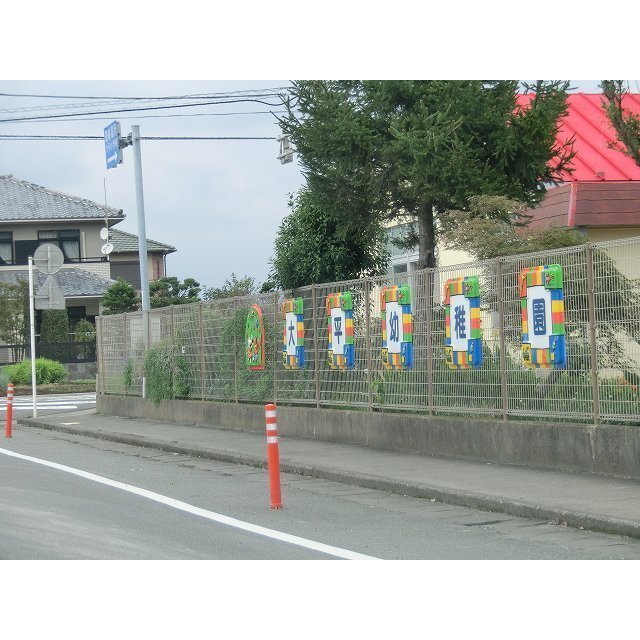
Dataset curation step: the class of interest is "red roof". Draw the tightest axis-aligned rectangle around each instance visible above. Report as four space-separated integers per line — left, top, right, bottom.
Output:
516 92 640 182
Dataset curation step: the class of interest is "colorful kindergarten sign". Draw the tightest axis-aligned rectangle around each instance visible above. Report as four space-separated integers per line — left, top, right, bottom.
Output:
326 291 355 370
381 284 413 370
282 297 305 370
444 275 482 369
245 303 265 370
520 264 566 369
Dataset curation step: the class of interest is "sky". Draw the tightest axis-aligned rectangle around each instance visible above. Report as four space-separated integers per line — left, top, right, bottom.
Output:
1 79 631 293
0 80 305 291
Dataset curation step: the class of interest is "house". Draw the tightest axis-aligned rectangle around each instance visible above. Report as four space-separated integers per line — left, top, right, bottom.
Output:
108 228 176 289
0 174 176 327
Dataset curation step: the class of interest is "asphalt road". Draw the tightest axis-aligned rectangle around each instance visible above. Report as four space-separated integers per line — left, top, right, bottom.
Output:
2 426 640 560
0 392 96 419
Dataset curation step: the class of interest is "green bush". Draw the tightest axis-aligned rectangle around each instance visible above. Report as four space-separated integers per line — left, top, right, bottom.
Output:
123 359 134 391
0 368 9 390
74 319 96 343
39 309 70 361
4 358 67 385
143 341 191 404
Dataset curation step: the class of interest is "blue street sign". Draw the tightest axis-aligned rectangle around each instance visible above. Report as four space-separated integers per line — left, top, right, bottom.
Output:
104 121 122 169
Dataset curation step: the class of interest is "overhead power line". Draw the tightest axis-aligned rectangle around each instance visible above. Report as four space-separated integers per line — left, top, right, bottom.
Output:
0 109 287 124
0 86 291 101
0 91 288 115
0 97 287 124
0 134 276 141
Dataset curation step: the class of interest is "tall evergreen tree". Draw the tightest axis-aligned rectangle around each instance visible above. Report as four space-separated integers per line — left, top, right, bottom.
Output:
279 80 575 269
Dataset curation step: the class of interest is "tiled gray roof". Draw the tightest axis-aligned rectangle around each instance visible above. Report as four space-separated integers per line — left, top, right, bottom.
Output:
0 267 114 297
109 228 176 254
0 175 124 222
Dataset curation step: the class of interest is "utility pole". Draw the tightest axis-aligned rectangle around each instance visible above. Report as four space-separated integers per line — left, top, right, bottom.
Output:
131 125 151 314
104 121 150 397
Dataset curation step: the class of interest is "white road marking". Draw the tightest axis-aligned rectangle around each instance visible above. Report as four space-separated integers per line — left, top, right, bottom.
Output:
0 447 378 561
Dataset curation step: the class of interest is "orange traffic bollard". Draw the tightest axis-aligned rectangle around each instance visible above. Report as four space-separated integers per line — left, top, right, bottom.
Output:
264 403 283 509
5 383 14 438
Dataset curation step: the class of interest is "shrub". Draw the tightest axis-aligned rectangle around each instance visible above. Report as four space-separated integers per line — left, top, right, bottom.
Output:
39 309 70 361
74 319 96 343
4 358 67 385
0 368 9 391
143 341 191 403
123 359 134 391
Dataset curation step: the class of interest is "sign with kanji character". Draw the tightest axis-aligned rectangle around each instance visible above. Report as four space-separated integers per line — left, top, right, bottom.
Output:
245 304 265 370
282 297 305 369
520 264 566 368
326 291 355 370
381 284 413 370
444 275 482 369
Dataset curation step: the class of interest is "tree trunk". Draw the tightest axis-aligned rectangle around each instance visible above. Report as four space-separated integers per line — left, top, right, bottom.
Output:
417 202 436 269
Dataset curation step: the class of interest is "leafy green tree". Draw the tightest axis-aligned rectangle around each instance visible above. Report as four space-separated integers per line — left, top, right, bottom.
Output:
102 278 140 315
149 276 201 308
73 318 96 343
0 280 29 361
269 187 389 289
279 80 575 268
202 273 257 301
601 80 640 166
39 309 70 361
440 195 587 259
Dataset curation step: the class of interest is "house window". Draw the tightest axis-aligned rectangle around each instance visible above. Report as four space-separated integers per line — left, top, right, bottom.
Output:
0 231 13 264
38 229 81 262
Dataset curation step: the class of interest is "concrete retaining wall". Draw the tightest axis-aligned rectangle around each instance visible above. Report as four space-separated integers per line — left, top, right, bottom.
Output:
97 395 640 479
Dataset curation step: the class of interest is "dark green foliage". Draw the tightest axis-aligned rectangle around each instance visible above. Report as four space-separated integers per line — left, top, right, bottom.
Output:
4 358 66 385
601 80 640 166
270 188 389 289
74 318 96 343
149 277 200 308
0 280 29 362
202 274 256 301
123 359 133 391
144 343 173 403
39 309 70 361
441 195 588 260
143 340 191 404
102 278 140 315
279 80 574 268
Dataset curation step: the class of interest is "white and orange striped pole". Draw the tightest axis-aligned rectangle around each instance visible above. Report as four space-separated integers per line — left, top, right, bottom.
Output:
5 383 14 438
264 403 283 509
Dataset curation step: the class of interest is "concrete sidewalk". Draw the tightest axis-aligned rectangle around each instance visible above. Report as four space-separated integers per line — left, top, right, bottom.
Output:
17 411 640 540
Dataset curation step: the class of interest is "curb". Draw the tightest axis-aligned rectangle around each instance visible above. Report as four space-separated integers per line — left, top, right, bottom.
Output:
18 417 640 541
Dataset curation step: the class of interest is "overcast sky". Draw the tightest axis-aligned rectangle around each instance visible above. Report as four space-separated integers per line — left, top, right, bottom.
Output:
2 79 628 292
0 80 307 291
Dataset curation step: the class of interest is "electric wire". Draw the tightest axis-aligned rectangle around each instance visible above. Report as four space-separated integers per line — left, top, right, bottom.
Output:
0 135 276 140
0 86 291 101
0 110 288 124
0 92 288 115
0 97 288 124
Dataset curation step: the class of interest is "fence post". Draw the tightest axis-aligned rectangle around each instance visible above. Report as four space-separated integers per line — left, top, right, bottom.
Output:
199 302 205 401
311 285 320 409
273 292 278 404
123 313 128 396
170 305 176 399
585 244 601 424
496 258 508 421
96 316 104 395
425 269 434 415
233 298 239 404
365 278 373 412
